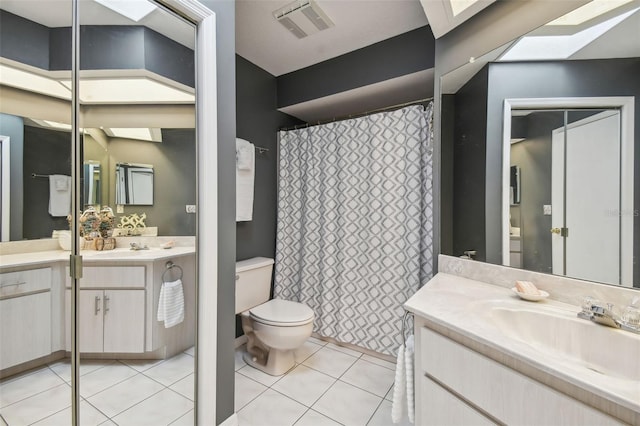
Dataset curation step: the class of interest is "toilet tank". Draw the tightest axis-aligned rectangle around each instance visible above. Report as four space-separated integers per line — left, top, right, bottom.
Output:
235 257 275 314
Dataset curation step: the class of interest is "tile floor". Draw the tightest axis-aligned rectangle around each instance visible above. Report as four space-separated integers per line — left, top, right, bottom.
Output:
1 338 411 426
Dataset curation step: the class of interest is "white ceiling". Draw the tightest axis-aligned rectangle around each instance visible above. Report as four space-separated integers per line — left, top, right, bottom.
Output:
236 0 429 76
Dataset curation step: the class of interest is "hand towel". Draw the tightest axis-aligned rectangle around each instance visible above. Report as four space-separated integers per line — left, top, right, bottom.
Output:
236 138 255 222
405 334 415 423
391 342 406 423
237 141 254 171
157 279 185 328
48 175 72 217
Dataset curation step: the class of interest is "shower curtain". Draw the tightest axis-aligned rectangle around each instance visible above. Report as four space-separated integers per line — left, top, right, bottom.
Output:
274 103 433 355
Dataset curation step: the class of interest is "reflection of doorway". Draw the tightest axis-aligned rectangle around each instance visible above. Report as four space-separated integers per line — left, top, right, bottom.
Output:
502 97 634 287
0 135 9 242
551 111 623 285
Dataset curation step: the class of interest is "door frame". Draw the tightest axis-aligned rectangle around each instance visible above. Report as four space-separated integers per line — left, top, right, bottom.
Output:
501 97 634 286
0 136 9 242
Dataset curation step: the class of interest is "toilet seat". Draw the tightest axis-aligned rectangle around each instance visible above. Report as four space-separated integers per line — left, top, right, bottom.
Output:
249 299 314 327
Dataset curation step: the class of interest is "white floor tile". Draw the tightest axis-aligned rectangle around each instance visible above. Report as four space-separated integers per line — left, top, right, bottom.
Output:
143 353 195 386
341 359 395 397
308 336 327 346
272 365 336 407
170 374 195 401
237 364 284 387
48 359 116 382
313 381 382 426
112 388 193 426
87 374 164 418
302 346 358 378
234 347 247 371
234 372 267 411
79 363 138 397
293 341 323 364
31 400 108 426
121 358 166 373
367 399 412 426
294 409 342 426
361 354 396 370
99 420 117 426
384 385 394 401
0 383 71 425
326 342 364 358
0 368 66 408
169 409 194 426
183 346 195 357
238 389 306 426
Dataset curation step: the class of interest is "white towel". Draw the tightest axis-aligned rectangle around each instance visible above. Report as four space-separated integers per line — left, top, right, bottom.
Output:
391 342 406 423
405 335 415 423
392 334 415 424
236 141 254 171
157 279 184 328
236 138 255 222
48 175 71 217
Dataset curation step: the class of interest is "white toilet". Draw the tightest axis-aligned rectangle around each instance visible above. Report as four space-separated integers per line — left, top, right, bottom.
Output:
236 257 314 376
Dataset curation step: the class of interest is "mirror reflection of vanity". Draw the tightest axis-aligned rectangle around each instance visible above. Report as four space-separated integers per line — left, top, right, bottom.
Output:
439 1 639 289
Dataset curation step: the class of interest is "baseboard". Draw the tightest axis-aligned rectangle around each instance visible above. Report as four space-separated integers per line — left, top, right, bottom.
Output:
219 412 238 426
234 335 247 348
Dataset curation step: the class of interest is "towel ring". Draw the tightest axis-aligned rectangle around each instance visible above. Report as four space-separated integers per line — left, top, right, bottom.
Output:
401 310 413 345
163 261 183 282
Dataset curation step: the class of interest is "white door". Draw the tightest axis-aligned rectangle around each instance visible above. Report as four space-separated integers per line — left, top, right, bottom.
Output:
551 111 622 285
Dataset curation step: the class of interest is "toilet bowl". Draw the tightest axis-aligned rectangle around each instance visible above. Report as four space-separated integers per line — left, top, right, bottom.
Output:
236 258 314 376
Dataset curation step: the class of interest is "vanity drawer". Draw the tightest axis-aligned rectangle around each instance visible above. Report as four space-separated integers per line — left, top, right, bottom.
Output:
0 268 52 299
66 266 145 288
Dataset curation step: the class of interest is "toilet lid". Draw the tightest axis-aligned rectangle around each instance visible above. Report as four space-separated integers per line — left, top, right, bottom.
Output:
249 299 314 325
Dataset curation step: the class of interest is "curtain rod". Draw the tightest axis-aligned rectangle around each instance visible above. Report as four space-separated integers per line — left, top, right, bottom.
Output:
279 97 433 132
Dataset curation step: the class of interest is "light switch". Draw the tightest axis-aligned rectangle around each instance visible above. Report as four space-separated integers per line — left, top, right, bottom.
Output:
116 205 124 213
543 205 552 215
186 205 196 213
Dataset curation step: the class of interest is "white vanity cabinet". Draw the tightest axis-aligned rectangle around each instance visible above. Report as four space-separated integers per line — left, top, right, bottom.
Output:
416 325 623 426
0 268 53 370
65 266 146 353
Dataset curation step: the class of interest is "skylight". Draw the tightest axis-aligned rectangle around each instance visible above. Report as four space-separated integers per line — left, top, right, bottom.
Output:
94 0 157 22
547 0 633 26
103 127 163 142
449 0 481 17
0 64 71 100
499 7 638 61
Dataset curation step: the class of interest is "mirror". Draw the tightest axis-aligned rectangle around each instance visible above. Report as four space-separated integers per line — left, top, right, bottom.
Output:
440 1 639 289
115 162 154 205
0 1 196 240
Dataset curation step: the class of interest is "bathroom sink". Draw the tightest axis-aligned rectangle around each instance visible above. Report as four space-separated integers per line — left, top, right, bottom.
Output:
485 304 640 381
81 248 156 259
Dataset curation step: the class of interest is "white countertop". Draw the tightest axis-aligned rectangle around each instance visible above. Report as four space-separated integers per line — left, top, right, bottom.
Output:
0 247 196 269
405 273 640 417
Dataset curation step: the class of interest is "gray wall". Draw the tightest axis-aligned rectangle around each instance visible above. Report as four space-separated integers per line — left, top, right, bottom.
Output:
236 55 302 261
276 26 435 108
450 66 488 260
509 112 564 274
22 126 72 239
0 113 24 240
106 130 197 236
195 0 236 423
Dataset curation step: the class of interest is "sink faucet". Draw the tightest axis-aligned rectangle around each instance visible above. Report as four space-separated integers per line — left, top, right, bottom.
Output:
579 298 639 334
130 242 149 251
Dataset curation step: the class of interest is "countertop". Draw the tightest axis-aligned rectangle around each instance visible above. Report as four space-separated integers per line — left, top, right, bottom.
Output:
405 273 640 423
0 247 196 269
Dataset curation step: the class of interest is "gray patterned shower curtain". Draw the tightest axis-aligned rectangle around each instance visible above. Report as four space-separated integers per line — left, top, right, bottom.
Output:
274 103 433 355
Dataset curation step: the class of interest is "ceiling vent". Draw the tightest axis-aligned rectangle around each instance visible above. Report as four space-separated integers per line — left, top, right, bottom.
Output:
273 0 335 39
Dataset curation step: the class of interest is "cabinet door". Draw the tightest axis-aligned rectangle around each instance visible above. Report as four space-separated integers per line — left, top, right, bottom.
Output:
78 290 104 353
0 292 52 369
103 290 145 353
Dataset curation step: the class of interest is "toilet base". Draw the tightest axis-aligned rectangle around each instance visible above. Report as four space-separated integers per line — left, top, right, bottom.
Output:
243 348 295 376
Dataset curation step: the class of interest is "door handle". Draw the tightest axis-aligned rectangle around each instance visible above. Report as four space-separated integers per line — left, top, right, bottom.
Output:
550 228 561 234
104 294 110 313
95 295 101 315
551 227 569 237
